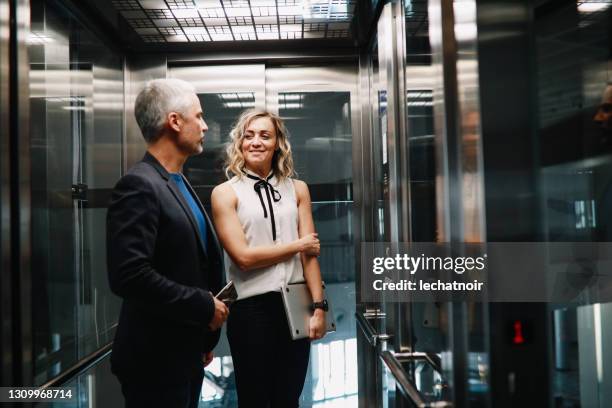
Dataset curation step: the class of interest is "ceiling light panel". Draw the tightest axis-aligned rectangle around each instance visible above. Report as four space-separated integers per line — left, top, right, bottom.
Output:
139 0 168 9
117 0 355 43
172 8 201 18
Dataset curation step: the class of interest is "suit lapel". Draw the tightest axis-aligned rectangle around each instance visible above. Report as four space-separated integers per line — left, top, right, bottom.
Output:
141 151 221 263
166 178 208 259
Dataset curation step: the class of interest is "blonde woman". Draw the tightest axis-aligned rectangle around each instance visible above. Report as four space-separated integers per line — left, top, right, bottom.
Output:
211 109 327 407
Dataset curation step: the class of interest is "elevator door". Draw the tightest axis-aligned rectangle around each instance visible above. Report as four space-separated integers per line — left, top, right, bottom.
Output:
169 63 360 406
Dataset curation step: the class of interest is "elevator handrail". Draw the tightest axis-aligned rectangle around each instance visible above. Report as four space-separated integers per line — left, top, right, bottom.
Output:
379 350 452 408
39 342 113 389
355 311 391 347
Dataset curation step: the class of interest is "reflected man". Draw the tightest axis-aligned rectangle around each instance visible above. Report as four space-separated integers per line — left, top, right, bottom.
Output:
106 78 228 408
594 83 612 130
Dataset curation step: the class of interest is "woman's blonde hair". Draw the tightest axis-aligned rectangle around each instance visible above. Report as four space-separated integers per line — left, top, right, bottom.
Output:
224 109 295 180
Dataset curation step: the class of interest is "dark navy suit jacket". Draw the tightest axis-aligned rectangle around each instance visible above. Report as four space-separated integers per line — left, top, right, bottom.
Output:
106 152 224 383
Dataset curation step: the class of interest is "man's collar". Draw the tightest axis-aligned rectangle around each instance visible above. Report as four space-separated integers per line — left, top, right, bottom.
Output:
143 151 170 181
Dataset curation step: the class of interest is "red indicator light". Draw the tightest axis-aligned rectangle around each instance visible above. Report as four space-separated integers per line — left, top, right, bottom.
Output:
513 320 525 345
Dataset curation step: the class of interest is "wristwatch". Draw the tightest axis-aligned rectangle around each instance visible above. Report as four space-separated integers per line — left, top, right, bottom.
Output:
310 299 329 312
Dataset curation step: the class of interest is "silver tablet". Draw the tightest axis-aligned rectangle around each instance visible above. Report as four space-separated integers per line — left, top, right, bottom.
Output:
281 282 337 340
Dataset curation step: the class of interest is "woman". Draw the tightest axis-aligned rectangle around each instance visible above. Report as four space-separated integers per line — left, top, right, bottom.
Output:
211 109 327 407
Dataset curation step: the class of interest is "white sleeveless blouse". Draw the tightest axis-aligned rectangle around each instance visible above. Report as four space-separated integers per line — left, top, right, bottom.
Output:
226 170 305 300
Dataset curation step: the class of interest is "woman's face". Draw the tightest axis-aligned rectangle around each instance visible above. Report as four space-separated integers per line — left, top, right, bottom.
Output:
241 117 278 169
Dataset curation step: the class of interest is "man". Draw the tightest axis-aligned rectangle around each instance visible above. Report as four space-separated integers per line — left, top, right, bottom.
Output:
106 78 229 408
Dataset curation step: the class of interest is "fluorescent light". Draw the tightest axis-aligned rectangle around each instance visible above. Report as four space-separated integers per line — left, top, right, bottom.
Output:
232 26 255 34
280 103 303 109
226 7 252 17
183 27 209 35
278 6 303 15
225 101 255 108
258 32 279 39
250 0 276 6
172 8 201 19
279 24 302 32
166 34 188 42
198 7 225 18
27 32 54 44
282 94 302 101
578 2 610 13
210 34 234 41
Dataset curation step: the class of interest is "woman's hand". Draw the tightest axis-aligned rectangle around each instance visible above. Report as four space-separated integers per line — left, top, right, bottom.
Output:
309 309 327 340
298 232 320 256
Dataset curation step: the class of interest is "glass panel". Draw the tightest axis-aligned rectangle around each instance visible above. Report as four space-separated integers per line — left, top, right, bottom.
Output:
535 1 612 406
403 0 447 368
34 356 122 408
370 40 390 243
29 0 123 384
278 90 357 406
183 93 256 209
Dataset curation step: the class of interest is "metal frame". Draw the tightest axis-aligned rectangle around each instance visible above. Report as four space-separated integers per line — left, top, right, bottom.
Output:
0 0 12 386
13 0 33 386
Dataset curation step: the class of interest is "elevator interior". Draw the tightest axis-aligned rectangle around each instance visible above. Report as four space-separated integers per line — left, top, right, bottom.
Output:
1 0 612 407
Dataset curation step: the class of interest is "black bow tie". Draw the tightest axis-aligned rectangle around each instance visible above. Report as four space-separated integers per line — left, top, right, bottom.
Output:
245 173 282 241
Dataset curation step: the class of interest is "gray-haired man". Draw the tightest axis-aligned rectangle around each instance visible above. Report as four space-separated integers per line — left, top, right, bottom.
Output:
106 78 228 407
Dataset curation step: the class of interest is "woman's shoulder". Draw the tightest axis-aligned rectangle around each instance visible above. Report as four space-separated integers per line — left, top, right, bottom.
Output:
290 178 308 190
211 179 239 205
289 178 310 202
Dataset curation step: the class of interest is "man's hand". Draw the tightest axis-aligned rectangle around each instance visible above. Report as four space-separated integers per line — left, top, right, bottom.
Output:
208 297 229 331
309 308 327 340
203 351 214 367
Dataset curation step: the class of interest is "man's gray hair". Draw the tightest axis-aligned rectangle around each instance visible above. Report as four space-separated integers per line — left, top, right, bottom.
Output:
134 78 197 143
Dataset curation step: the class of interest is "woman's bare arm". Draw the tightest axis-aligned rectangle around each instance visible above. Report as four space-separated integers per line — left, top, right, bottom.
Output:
294 180 327 339
211 182 319 272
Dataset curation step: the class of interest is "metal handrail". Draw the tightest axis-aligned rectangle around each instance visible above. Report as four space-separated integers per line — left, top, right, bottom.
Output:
392 351 443 374
40 342 113 389
380 350 452 408
355 311 391 347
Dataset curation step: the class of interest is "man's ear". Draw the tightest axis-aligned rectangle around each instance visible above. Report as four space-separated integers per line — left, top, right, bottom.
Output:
168 112 181 132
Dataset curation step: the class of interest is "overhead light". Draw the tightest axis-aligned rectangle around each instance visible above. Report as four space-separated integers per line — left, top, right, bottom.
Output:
577 1 611 13
171 8 201 19
210 33 234 41
280 103 303 109
226 7 252 17
279 24 302 32
232 26 255 34
278 6 304 16
225 101 255 108
282 94 302 101
198 7 225 18
183 27 209 35
27 31 54 44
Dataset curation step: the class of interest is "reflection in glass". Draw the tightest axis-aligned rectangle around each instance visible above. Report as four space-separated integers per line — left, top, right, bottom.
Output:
536 1 612 406
183 93 256 209
29 0 123 384
279 91 357 407
279 91 354 284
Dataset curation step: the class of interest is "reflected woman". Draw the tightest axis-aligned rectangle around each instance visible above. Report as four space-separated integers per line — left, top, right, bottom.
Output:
211 109 327 407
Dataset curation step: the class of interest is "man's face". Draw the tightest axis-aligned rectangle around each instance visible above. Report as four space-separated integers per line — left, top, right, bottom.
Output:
175 93 208 156
594 85 612 130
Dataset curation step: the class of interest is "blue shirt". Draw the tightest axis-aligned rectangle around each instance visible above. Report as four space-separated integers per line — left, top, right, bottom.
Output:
169 173 208 252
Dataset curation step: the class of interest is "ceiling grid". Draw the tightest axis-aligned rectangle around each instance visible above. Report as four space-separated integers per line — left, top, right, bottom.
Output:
110 0 355 43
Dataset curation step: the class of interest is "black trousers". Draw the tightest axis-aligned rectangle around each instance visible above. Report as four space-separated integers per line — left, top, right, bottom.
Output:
118 368 204 408
227 292 311 408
